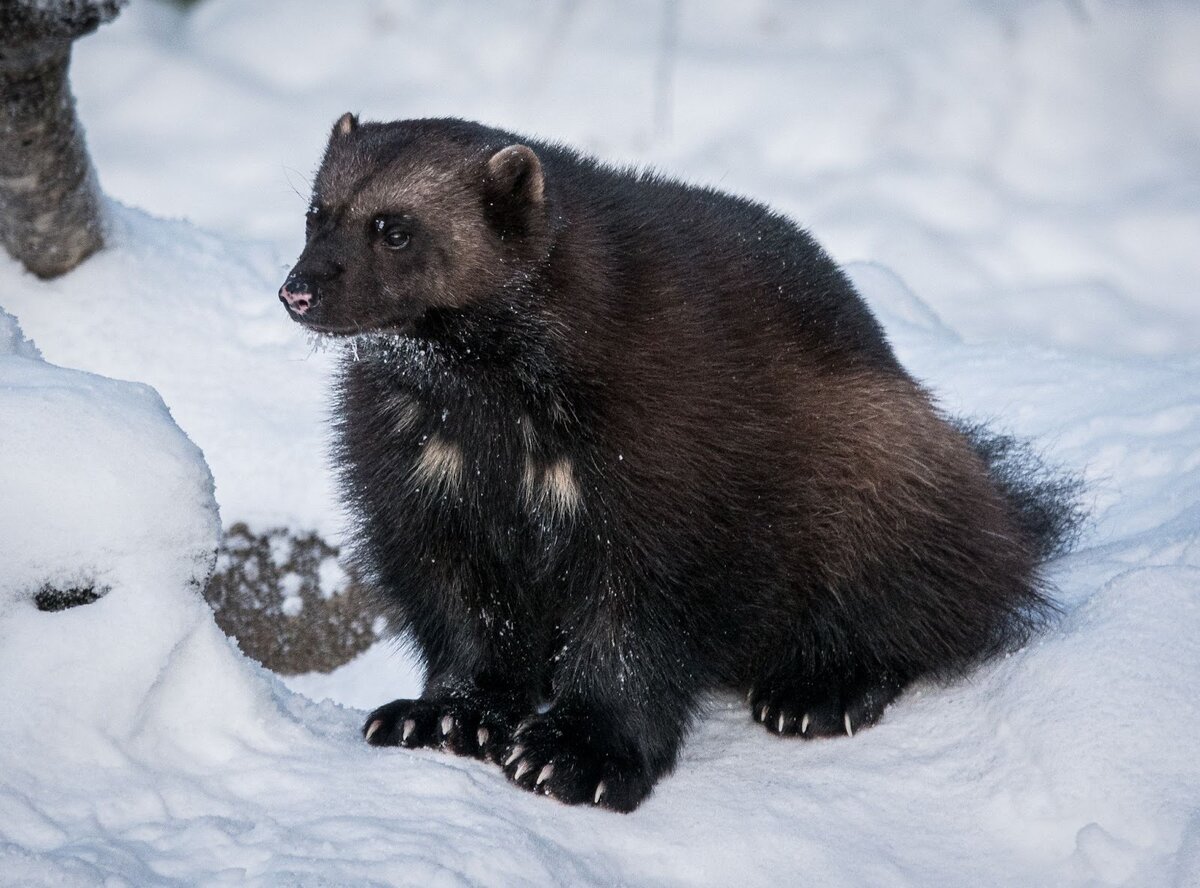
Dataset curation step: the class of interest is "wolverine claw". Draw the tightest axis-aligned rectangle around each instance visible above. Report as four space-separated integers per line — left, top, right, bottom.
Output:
365 719 383 742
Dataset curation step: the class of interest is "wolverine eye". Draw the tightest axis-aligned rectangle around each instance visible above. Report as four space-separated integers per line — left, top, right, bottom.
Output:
384 228 411 250
373 216 412 251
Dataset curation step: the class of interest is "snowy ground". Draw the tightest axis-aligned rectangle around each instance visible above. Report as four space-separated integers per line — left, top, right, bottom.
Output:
1 0 1199 884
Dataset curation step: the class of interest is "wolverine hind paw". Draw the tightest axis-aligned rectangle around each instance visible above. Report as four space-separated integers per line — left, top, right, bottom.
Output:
748 673 902 739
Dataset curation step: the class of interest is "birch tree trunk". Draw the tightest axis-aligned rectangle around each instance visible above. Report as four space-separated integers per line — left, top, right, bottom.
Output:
0 1 124 279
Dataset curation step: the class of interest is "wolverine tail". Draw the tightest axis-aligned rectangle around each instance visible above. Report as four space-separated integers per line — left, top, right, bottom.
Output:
954 420 1086 563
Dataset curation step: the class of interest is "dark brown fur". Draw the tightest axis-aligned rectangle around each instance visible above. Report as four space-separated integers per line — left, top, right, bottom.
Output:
280 115 1080 812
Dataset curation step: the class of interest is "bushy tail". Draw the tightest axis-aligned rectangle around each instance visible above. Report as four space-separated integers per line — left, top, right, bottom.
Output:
954 420 1086 562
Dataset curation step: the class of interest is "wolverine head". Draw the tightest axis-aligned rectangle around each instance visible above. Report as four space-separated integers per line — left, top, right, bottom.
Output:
279 114 551 335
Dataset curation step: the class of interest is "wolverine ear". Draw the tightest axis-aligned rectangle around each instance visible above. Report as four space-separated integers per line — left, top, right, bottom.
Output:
333 112 359 138
486 144 544 207
483 144 545 237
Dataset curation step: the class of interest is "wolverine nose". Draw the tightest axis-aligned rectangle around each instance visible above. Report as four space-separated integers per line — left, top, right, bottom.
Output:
279 280 315 315
279 263 342 316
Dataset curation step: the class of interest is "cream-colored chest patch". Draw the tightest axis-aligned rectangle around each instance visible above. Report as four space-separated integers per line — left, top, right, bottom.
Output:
524 455 582 517
412 434 464 494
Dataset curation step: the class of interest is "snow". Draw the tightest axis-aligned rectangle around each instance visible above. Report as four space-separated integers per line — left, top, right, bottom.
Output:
1 0 1199 884
0 308 217 610
317 555 349 599
0 202 338 536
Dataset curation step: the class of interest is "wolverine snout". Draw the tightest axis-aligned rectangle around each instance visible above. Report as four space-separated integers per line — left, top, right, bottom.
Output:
279 279 316 315
279 262 342 317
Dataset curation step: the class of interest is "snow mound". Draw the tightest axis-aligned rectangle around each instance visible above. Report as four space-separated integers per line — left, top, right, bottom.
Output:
0 307 235 762
0 309 218 608
0 309 313 884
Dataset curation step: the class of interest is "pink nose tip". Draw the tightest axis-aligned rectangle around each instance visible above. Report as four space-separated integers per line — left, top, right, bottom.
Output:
279 286 311 315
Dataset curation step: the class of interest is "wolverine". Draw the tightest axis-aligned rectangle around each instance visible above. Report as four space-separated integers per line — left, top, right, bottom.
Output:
279 114 1079 812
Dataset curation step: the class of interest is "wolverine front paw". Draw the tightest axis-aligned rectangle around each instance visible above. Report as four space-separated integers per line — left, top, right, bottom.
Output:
363 697 515 761
501 711 654 813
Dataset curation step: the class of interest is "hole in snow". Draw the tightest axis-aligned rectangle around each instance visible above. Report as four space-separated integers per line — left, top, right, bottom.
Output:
34 583 109 612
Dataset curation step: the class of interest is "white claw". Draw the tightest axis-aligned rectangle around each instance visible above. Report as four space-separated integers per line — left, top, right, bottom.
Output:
758 704 768 723
536 763 554 785
365 719 383 742
777 712 786 732
594 781 606 804
477 727 490 747
800 713 810 735
746 686 755 702
844 713 854 737
440 715 454 736
504 745 524 767
514 760 531 781
402 719 416 742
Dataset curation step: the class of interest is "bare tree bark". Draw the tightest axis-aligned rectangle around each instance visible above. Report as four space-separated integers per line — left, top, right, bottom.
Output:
0 1 124 279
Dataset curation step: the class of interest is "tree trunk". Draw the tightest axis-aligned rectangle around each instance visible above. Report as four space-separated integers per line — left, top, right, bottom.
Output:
0 1 124 279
